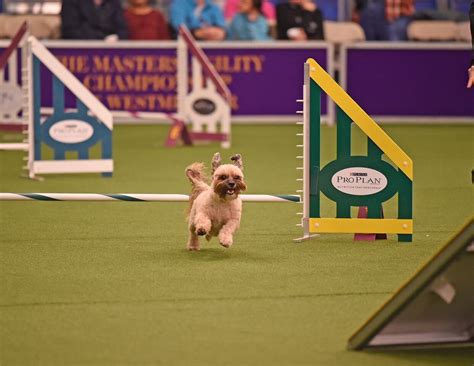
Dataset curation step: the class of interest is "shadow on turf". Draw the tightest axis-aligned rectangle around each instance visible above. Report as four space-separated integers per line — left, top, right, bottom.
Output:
169 247 273 263
185 248 234 261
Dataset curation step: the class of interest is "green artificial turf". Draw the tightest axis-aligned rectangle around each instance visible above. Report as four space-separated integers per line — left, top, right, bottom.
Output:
0 124 473 365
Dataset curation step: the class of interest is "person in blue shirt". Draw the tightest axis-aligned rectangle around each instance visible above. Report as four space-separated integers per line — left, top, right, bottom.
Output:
227 0 271 40
170 0 226 40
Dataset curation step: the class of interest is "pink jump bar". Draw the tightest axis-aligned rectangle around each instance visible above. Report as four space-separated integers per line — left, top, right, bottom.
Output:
0 21 27 71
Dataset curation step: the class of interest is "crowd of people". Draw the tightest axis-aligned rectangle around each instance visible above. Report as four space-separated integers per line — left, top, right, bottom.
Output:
59 0 430 42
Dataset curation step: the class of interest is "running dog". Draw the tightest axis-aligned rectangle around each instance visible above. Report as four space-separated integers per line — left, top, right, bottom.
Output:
185 153 246 251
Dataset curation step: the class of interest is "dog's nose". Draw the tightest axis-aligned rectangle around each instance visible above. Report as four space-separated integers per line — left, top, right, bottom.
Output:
228 181 236 188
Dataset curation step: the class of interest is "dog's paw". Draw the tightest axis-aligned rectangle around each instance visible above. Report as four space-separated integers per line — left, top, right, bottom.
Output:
196 227 207 236
219 234 233 248
187 243 201 251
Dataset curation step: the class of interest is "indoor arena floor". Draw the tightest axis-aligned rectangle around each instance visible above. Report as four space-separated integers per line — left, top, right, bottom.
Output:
1 124 473 365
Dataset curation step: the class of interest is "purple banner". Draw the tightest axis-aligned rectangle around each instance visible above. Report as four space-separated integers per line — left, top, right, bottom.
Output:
203 48 328 116
39 45 329 117
5 41 471 120
345 47 474 117
41 47 176 114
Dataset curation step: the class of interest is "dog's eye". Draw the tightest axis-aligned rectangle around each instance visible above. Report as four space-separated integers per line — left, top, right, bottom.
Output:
219 175 228 180
233 176 241 180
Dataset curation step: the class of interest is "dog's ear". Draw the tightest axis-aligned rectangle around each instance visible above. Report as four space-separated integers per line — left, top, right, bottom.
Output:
231 154 243 170
211 152 222 174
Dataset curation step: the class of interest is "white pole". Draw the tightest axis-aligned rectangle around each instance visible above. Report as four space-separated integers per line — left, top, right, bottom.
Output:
0 193 301 203
24 32 35 179
177 35 187 121
294 62 319 242
0 143 29 151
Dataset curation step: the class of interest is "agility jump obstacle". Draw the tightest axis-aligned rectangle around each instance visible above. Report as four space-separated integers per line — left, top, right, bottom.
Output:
296 59 413 242
0 23 113 179
169 25 231 148
0 58 413 242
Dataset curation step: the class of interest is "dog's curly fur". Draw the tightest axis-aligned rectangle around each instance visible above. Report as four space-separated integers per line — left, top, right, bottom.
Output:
185 153 247 251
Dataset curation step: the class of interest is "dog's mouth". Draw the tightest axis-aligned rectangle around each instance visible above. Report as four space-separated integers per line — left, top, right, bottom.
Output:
214 180 246 200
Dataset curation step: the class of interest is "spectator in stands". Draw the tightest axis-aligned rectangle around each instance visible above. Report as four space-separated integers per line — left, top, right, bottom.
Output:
276 0 324 40
124 0 170 40
468 1 474 88
169 0 226 40
227 0 271 40
385 0 414 40
353 0 414 41
225 0 276 24
61 0 128 40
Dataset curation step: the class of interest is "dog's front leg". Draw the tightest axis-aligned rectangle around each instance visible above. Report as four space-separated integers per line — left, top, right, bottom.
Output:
194 213 212 236
187 227 200 251
218 219 240 248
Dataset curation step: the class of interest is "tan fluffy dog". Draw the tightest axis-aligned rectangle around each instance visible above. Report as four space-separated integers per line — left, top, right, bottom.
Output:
185 153 247 251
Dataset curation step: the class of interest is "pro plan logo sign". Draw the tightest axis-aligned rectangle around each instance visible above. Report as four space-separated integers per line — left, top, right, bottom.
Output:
331 167 387 196
49 120 94 144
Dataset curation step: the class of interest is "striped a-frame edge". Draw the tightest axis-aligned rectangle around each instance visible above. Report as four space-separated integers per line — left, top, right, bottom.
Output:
347 219 474 350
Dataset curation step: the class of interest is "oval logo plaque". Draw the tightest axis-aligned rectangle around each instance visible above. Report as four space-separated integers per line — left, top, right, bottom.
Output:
192 98 216 115
49 120 94 144
331 167 387 196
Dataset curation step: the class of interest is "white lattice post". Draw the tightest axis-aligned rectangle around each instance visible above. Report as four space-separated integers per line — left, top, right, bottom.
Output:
24 34 34 179
177 35 188 122
191 56 203 132
220 98 231 149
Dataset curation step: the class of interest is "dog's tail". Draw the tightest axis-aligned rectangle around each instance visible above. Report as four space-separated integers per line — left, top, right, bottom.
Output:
185 162 209 211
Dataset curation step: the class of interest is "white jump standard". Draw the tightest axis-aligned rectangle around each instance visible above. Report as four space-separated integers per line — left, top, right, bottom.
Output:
0 23 113 179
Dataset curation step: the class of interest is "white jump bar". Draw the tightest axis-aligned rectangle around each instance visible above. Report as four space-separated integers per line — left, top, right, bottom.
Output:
0 193 301 203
